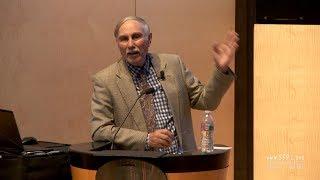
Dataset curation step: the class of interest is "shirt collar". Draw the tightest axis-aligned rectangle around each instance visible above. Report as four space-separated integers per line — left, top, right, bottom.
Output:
126 54 152 78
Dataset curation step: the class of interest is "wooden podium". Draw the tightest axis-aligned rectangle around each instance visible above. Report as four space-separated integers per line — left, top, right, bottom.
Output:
70 143 230 180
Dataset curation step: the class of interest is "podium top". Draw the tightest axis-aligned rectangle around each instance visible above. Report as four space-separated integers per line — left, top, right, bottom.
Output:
70 143 230 173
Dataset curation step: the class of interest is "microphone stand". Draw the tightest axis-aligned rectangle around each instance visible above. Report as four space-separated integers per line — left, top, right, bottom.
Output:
110 87 155 150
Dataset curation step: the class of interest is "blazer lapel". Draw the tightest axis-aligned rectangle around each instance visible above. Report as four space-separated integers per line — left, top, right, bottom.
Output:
116 59 147 131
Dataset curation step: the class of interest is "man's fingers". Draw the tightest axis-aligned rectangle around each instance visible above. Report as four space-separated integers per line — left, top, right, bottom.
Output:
148 129 174 148
225 31 240 50
226 31 239 43
158 133 173 144
158 129 174 139
151 137 170 148
156 129 173 144
157 138 171 147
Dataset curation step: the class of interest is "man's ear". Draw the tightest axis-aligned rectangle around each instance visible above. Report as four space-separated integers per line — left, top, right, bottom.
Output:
115 37 119 45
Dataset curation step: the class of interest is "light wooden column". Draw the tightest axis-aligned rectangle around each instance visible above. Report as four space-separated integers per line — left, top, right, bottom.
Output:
71 166 96 180
254 24 320 179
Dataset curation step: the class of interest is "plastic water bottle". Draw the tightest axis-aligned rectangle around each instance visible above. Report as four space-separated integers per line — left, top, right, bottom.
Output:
200 110 215 153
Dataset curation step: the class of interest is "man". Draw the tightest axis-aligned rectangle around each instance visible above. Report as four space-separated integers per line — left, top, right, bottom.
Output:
91 16 238 154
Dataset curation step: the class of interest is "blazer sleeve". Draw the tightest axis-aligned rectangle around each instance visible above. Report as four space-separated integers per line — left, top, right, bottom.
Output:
178 56 234 110
90 75 147 150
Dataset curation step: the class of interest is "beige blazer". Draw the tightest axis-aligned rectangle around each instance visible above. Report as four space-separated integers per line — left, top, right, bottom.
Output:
91 53 234 151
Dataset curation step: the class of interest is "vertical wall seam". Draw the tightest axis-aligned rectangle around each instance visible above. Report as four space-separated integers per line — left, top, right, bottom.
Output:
134 0 137 16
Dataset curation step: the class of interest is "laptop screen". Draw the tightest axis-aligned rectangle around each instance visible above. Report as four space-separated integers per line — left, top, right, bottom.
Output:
0 109 24 154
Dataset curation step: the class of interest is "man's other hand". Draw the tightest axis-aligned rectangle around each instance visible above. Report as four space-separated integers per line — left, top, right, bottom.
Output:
148 129 174 148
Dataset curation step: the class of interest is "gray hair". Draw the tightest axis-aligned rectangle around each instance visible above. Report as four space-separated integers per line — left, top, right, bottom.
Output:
114 16 151 38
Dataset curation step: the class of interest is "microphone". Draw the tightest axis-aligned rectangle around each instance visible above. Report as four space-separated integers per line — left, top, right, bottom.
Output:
110 87 155 150
159 70 165 80
142 87 156 95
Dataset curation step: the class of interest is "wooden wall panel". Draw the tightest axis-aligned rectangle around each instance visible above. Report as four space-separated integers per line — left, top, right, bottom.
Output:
137 1 235 179
254 24 320 179
0 0 134 143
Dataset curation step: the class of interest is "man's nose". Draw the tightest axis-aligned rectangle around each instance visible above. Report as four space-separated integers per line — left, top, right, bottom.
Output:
127 38 134 48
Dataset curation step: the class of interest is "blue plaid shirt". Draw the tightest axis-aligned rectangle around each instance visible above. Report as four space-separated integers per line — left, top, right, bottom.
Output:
126 55 180 154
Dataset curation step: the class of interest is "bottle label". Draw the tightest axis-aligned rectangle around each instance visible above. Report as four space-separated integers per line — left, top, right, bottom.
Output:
201 123 214 131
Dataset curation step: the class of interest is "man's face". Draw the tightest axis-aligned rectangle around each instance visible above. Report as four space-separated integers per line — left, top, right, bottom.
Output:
116 20 152 67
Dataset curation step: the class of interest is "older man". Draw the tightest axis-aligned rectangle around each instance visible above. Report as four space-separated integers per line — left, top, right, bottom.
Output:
91 16 238 154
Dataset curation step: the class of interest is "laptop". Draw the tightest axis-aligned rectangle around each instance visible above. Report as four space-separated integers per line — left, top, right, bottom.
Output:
0 109 65 157
0 109 25 154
